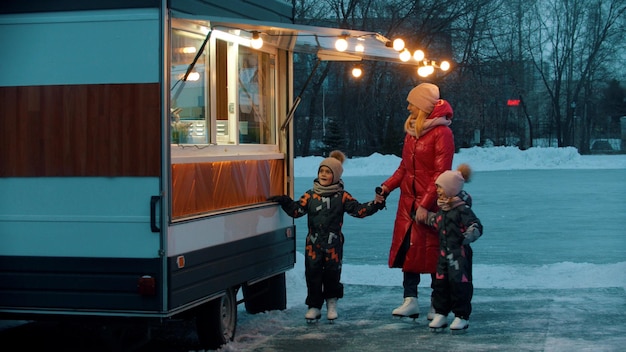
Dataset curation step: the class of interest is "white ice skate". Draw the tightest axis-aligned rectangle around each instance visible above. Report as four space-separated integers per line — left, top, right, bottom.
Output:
427 304 436 321
326 298 338 323
392 297 420 319
450 317 469 333
428 313 448 332
305 307 321 323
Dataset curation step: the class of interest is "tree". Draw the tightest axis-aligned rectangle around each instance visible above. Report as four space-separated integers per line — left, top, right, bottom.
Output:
525 0 626 150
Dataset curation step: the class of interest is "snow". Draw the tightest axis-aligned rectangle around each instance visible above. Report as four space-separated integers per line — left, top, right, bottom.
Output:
294 146 626 177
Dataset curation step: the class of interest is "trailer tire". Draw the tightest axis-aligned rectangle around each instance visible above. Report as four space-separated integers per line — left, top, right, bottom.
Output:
195 288 237 350
243 273 287 314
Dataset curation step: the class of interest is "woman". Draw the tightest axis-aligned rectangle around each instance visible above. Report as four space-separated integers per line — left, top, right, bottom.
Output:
377 83 455 320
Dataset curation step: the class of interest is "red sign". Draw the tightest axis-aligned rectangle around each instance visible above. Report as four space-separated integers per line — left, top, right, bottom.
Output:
507 99 520 106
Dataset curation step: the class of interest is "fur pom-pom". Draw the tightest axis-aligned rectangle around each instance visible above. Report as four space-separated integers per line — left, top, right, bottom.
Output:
456 163 472 182
329 150 346 164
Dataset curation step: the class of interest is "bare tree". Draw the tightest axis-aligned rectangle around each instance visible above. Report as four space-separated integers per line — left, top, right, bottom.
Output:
525 0 626 148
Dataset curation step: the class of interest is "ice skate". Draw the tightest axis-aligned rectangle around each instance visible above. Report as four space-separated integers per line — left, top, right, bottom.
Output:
428 313 448 332
392 297 420 319
427 304 436 321
326 298 338 323
305 307 321 323
450 317 469 334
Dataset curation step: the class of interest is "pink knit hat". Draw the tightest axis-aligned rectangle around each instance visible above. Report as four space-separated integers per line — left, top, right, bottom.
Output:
436 164 472 197
407 83 440 113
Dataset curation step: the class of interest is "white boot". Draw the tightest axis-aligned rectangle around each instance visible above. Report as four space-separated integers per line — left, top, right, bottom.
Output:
450 317 469 332
428 313 448 330
305 307 321 321
427 304 436 321
326 298 338 321
391 297 420 318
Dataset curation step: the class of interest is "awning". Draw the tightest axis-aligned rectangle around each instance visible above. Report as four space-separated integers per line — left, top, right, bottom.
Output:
172 13 408 63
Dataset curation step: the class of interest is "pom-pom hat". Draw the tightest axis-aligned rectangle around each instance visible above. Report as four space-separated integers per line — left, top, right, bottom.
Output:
436 163 472 197
407 83 440 113
319 150 345 184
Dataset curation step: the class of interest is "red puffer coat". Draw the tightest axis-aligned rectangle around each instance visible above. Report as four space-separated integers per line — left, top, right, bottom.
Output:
382 100 454 274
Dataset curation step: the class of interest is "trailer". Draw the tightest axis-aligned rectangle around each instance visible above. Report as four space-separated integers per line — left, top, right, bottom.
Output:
0 0 410 349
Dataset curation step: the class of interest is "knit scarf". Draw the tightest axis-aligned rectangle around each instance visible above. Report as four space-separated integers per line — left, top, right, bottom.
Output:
405 116 451 138
437 196 465 211
313 179 344 196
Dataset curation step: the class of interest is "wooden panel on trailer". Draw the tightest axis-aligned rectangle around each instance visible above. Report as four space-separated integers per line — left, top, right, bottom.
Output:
0 83 161 177
171 158 284 218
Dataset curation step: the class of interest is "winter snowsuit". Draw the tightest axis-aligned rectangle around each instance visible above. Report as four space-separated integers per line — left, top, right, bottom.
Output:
382 101 455 275
426 192 483 320
278 180 383 309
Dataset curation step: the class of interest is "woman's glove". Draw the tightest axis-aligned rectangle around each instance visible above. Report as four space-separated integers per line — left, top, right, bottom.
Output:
374 186 388 204
267 195 292 206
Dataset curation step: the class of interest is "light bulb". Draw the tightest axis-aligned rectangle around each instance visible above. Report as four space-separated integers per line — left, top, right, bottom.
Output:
413 49 425 61
335 37 348 52
399 49 411 62
417 66 430 77
440 61 450 71
352 66 363 78
392 38 405 51
250 31 263 49
355 43 365 52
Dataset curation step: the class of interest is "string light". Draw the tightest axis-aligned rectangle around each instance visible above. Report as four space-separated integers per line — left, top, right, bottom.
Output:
204 25 453 78
250 31 263 49
392 38 405 51
335 35 349 52
399 49 411 62
413 49 425 61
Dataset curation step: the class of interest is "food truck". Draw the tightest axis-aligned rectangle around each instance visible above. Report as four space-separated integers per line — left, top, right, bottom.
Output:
0 0 416 349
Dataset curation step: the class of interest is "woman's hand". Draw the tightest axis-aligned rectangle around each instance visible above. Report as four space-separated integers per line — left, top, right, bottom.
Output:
415 206 428 223
374 185 389 204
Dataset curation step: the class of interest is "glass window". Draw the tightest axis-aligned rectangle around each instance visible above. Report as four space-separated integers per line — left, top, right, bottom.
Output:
170 20 277 147
170 27 209 144
238 47 275 144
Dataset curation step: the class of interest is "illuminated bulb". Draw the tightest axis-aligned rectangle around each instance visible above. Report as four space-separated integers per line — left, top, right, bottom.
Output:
352 66 363 78
413 49 425 61
250 31 263 49
440 60 450 71
417 66 432 77
399 49 411 62
392 38 405 51
335 37 348 51
355 43 364 52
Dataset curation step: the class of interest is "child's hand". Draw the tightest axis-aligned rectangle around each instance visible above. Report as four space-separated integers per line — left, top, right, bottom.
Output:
268 195 292 205
462 223 482 244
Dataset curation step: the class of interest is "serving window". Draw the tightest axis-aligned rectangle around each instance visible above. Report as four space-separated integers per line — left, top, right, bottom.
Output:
169 19 283 219
170 19 277 147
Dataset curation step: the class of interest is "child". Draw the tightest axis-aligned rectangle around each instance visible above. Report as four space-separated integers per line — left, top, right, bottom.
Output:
424 163 483 333
268 150 385 323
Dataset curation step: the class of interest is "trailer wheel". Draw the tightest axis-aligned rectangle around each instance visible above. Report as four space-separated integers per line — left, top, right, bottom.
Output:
196 288 237 350
243 273 287 314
